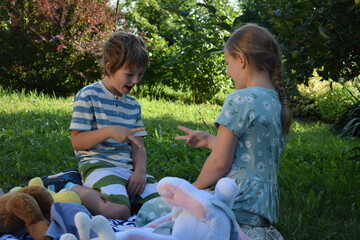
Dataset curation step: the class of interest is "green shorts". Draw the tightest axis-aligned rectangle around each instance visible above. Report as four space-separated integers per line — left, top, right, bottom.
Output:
79 161 159 208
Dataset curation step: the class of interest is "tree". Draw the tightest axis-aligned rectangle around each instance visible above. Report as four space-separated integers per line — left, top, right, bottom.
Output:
233 0 360 93
0 0 123 95
122 0 237 103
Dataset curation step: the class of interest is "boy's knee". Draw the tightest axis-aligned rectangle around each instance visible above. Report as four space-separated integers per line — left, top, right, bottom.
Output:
101 203 131 220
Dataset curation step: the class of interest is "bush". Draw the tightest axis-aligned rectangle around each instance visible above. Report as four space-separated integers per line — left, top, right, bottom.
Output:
332 101 360 137
291 72 359 122
333 79 360 137
0 0 122 96
124 0 236 103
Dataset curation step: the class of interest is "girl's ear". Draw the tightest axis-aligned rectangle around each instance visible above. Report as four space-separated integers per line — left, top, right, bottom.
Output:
237 52 246 69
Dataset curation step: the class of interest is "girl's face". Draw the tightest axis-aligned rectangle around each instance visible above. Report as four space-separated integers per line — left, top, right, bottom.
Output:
224 50 245 90
105 65 145 96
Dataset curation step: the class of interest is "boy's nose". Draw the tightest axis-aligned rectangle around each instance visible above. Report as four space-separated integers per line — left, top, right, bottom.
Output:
132 77 141 85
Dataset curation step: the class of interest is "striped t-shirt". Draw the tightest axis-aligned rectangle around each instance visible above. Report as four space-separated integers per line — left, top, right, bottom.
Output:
70 81 147 169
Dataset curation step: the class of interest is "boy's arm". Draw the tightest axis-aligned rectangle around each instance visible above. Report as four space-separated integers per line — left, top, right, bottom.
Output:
127 136 147 197
71 126 145 150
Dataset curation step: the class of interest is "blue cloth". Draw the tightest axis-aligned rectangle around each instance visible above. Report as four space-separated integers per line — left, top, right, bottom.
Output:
46 202 97 239
215 87 285 226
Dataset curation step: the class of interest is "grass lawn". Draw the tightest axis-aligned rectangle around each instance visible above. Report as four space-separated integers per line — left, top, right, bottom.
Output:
0 89 359 239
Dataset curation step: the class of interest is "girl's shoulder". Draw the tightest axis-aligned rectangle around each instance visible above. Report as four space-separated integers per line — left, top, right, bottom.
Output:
229 87 277 96
226 87 278 103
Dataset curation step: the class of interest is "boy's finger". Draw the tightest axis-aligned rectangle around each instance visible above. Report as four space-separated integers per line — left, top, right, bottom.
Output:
128 135 143 148
130 127 145 133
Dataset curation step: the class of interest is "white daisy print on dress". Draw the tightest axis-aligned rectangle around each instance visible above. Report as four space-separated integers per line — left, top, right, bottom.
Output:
256 161 266 174
251 216 260 226
244 95 254 103
161 211 169 217
248 110 256 121
148 212 156 220
257 189 265 198
228 163 238 177
224 110 231 117
272 98 277 106
259 115 267 123
245 141 252 148
263 100 271 110
234 95 245 104
271 138 278 147
241 153 251 162
250 206 259 214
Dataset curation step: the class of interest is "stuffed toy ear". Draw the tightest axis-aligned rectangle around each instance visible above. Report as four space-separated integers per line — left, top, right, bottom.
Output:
214 178 237 208
157 177 212 220
74 212 91 240
90 215 117 240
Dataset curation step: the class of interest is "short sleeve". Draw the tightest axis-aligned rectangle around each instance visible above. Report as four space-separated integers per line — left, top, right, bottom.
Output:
215 91 257 137
69 90 94 131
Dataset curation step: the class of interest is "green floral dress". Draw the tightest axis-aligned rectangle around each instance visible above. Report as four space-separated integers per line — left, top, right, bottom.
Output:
216 87 285 226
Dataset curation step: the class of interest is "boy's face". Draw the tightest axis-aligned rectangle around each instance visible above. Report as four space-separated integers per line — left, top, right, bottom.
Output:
105 64 145 96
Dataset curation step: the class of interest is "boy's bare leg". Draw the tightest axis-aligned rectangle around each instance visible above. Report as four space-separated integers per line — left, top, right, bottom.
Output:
71 185 131 220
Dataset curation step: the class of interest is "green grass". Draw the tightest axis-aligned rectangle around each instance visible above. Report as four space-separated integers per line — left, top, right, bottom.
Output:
1 89 359 239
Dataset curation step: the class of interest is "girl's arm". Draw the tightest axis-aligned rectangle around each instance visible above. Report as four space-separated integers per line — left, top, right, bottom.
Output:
127 136 147 197
193 124 238 189
174 126 217 149
70 126 145 150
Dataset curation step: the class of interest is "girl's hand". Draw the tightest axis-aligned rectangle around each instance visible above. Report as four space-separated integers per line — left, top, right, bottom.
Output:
107 126 145 148
174 126 213 149
127 170 146 197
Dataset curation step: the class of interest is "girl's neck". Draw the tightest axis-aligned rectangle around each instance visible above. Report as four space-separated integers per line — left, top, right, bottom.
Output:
245 70 274 91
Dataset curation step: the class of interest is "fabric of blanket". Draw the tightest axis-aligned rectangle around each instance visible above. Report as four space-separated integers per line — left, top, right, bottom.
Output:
0 215 137 240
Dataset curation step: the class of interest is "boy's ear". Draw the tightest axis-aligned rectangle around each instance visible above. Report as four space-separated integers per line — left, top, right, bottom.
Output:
105 62 112 75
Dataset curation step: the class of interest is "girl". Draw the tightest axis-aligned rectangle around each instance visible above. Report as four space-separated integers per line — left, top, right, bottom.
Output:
175 23 292 229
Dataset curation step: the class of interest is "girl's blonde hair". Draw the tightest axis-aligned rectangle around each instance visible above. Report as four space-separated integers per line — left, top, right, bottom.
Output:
225 23 292 135
102 32 148 76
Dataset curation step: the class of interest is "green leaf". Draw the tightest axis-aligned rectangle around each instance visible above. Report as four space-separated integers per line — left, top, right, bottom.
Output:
318 24 330 39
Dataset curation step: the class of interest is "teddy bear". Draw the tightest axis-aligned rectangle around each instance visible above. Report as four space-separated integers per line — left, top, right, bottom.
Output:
0 185 54 240
58 177 252 240
0 177 82 240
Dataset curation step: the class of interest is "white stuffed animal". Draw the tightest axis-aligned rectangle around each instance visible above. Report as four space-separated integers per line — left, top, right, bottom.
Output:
59 212 116 240
60 177 251 240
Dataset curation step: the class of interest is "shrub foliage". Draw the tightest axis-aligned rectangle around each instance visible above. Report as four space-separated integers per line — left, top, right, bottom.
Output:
0 0 122 96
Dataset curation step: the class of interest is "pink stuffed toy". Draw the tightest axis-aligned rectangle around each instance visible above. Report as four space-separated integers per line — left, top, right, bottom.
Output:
60 177 251 240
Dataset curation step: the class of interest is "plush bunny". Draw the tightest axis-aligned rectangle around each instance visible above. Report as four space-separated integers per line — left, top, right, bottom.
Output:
59 177 251 240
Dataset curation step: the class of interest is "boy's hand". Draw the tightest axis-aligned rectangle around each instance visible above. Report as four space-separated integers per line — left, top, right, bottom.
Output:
127 171 146 197
107 126 145 148
174 125 212 148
